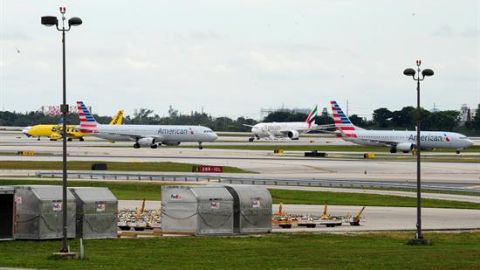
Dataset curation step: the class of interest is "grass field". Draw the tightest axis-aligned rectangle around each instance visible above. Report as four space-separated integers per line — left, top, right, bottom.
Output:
0 232 479 270
0 161 251 173
1 179 479 209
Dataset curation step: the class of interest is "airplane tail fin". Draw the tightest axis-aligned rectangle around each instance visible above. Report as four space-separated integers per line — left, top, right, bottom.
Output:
330 101 358 138
305 105 318 128
76 101 98 133
109 110 124 125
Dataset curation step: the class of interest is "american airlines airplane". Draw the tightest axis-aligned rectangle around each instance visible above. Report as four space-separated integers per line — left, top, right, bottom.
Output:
245 105 333 141
330 101 474 154
77 101 218 149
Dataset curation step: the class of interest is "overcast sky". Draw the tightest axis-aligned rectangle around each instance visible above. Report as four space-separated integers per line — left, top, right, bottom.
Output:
0 0 479 119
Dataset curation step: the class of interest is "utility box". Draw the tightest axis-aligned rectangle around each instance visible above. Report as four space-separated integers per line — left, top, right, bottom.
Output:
69 187 118 239
304 151 327 157
14 185 76 240
0 186 15 240
161 186 234 235
363 152 376 159
224 185 272 234
91 163 108 170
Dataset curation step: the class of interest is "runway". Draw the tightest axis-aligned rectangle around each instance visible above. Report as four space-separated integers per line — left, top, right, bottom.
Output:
1 130 480 191
1 129 480 232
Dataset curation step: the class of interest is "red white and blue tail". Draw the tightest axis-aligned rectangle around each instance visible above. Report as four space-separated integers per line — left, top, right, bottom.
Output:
305 105 318 128
77 101 98 133
330 101 358 138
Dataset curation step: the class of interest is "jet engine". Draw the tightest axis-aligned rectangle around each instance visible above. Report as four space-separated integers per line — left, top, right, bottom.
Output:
390 142 413 153
287 130 300 140
135 137 157 148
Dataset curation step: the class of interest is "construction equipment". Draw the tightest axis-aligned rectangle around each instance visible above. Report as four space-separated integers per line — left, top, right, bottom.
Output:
320 202 330 220
272 203 297 229
349 206 366 226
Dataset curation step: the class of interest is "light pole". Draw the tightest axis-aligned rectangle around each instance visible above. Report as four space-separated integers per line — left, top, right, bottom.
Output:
403 60 434 244
41 7 82 253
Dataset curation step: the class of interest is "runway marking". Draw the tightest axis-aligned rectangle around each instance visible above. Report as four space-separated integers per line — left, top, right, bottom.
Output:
302 165 337 173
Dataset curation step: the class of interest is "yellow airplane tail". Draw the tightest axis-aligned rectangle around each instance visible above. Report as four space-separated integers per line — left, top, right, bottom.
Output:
109 110 124 125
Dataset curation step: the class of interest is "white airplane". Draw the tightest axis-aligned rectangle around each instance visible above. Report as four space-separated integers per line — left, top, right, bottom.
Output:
330 101 474 154
77 101 218 149
244 105 333 141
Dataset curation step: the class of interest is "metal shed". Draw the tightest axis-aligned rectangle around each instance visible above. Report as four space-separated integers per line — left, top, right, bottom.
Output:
0 186 15 240
224 185 272 234
161 186 234 235
14 185 76 240
69 187 118 239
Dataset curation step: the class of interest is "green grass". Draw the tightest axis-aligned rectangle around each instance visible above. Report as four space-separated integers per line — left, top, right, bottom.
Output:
182 144 480 153
1 179 479 209
0 161 251 173
0 232 479 269
0 179 166 200
269 189 480 209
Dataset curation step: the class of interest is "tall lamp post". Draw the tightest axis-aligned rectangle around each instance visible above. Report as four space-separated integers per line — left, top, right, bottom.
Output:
403 60 434 244
41 7 82 253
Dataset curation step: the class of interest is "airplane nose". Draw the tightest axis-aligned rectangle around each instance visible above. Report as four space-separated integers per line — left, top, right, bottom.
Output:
22 126 32 136
211 132 218 141
467 139 474 147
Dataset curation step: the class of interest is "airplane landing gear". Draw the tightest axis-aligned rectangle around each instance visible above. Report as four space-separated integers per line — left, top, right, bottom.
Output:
133 143 140 149
456 150 460 154
150 144 158 149
248 137 254 142
67 138 73 142
79 137 85 142
198 142 203 150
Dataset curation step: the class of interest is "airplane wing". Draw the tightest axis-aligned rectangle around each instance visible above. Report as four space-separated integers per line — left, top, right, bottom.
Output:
242 124 255 128
97 131 165 142
289 124 336 134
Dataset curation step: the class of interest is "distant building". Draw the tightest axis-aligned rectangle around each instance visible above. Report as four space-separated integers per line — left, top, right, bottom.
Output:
38 105 92 116
459 104 472 125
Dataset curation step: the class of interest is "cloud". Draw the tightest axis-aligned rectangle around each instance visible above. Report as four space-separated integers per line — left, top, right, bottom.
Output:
0 32 31 41
189 31 224 40
432 25 480 38
124 57 160 70
462 28 480 38
432 25 454 37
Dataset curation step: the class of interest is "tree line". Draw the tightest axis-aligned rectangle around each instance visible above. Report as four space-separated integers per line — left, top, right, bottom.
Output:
1 104 480 135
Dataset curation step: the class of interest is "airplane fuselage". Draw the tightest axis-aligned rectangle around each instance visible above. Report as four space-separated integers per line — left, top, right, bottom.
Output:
93 124 218 145
22 124 84 140
343 130 473 151
251 122 313 140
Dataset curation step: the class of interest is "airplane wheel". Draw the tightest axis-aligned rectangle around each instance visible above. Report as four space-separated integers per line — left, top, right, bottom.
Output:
248 137 254 142
456 150 460 154
67 138 73 142
151 144 158 149
79 137 85 142
133 143 140 149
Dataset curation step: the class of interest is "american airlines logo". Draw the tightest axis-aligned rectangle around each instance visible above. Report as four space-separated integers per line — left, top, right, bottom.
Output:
408 135 449 142
158 128 191 135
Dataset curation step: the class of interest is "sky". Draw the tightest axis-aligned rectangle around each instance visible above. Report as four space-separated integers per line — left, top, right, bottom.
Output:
0 0 479 119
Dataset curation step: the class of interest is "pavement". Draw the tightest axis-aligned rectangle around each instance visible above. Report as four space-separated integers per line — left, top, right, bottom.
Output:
118 200 480 232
